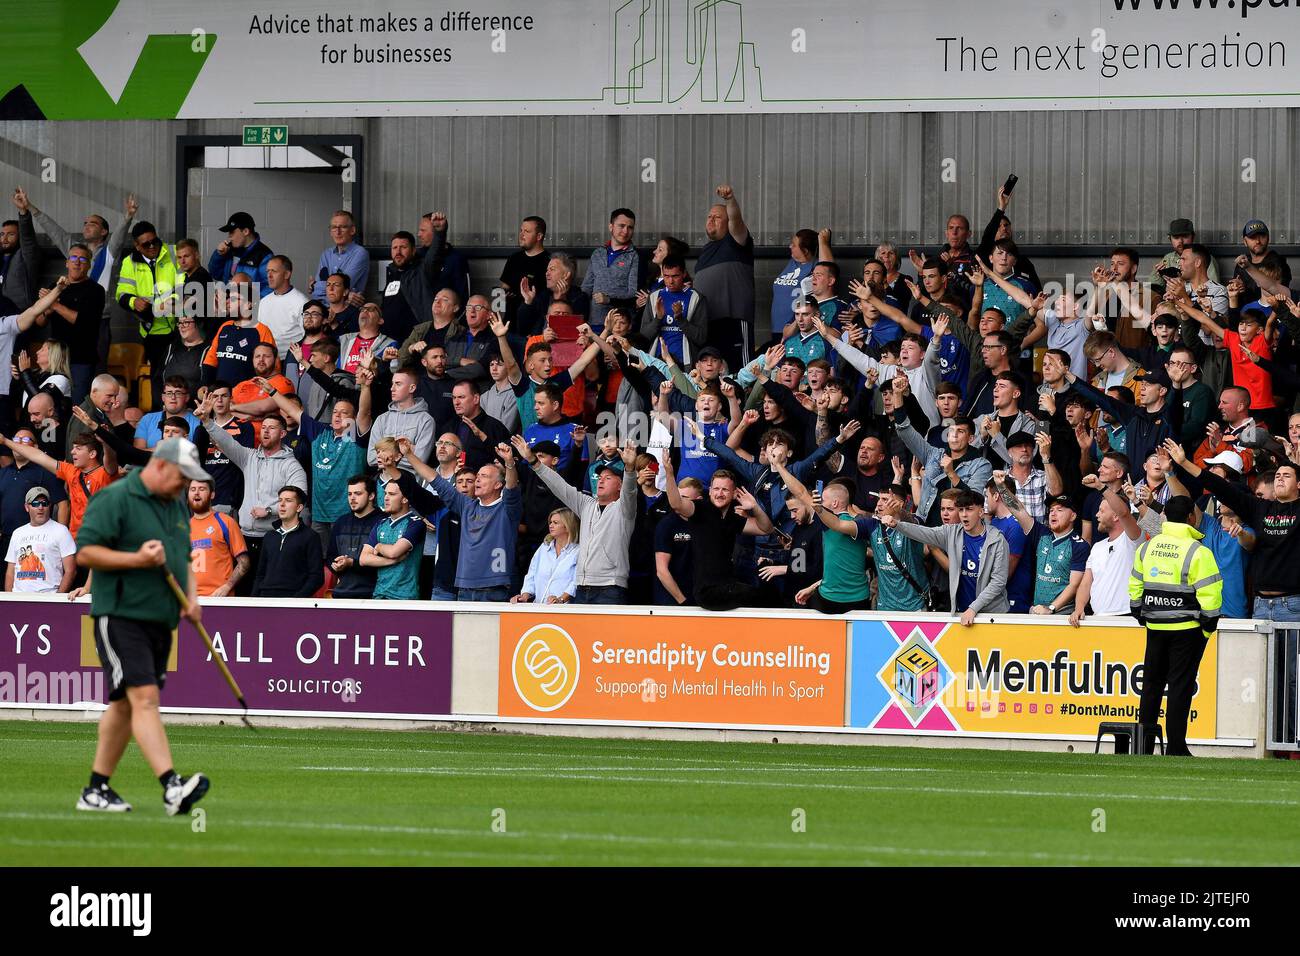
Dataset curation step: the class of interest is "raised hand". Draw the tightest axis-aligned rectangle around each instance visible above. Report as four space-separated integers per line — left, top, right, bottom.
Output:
1035 430 1052 457
510 433 535 462
488 312 509 337
620 440 638 467
430 211 447 233
519 276 536 305
395 436 415 459
892 456 906 483
288 341 304 365
930 311 951 339
847 278 874 303
1162 437 1187 466
462 416 486 441
11 186 28 213
125 193 138 218
716 184 734 201
1075 422 1093 452
742 409 760 427
495 442 515 468
837 419 862 443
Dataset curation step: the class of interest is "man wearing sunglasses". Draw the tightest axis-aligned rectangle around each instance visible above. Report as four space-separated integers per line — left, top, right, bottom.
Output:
116 220 181 402
4 486 76 594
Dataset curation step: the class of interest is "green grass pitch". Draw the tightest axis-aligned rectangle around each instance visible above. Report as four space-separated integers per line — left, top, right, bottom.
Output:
2 719 1298 866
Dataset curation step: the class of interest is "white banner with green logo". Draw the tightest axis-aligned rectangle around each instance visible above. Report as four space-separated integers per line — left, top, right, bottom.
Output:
3 0 1298 119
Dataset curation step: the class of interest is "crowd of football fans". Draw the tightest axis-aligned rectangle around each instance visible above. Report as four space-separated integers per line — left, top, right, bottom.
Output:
2 179 1298 624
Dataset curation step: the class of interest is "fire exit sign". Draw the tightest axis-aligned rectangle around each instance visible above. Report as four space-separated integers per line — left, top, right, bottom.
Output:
242 125 289 146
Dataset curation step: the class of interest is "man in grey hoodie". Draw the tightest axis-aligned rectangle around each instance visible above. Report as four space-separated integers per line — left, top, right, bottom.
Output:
363 366 436 471
512 435 640 604
198 397 308 586
879 488 1009 625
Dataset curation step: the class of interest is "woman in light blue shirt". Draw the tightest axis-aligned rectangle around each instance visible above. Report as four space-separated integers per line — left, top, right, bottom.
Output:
512 508 580 604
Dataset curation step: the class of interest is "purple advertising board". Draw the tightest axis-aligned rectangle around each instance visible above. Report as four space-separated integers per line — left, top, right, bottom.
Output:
0 597 453 718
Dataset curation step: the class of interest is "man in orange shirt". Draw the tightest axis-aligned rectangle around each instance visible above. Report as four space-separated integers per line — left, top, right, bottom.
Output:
0 431 117 534
229 343 294 442
187 477 249 596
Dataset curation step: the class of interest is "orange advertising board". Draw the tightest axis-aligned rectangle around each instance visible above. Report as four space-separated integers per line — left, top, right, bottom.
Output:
498 613 846 726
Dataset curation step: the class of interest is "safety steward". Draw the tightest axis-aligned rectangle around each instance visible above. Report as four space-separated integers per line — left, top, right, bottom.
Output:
1128 495 1222 756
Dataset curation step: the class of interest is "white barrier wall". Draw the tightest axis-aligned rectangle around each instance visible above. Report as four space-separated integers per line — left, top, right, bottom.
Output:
0 596 1269 758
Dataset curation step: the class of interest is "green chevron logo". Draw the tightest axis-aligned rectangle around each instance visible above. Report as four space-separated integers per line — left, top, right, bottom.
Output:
0 0 215 119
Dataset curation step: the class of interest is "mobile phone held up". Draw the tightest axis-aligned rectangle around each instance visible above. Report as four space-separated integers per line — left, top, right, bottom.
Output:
1159 266 1182 279
1003 173 1018 197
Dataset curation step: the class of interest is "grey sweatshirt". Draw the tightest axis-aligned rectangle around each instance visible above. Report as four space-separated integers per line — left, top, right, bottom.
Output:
366 398 437 470
204 419 309 538
890 519 1010 615
534 460 638 588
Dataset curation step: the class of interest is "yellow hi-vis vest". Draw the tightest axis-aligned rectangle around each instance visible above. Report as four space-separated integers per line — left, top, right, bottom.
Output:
115 244 181 339
1129 521 1223 633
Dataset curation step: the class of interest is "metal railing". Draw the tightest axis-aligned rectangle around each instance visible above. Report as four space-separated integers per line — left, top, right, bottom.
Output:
1267 627 1299 752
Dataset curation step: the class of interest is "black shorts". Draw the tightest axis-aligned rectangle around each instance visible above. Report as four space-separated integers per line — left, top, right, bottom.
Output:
93 616 172 701
808 589 868 615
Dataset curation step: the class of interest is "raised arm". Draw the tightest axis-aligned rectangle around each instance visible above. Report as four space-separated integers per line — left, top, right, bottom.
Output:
992 470 1035 535
975 255 1035 310
817 228 834 263
715 184 750 244
661 451 694 518
12 278 68 335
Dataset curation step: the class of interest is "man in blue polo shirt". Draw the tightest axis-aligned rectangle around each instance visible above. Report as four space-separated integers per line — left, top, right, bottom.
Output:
523 382 581 472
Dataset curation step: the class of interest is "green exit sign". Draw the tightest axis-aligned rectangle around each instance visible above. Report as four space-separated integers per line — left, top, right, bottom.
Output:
242 125 289 146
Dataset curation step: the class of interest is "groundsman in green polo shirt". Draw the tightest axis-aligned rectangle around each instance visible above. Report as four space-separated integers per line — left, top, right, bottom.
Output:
73 437 214 817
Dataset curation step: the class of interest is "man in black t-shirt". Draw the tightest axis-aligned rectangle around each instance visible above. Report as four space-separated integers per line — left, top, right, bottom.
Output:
499 216 549 325
42 243 106 405
663 455 775 611
693 185 755 370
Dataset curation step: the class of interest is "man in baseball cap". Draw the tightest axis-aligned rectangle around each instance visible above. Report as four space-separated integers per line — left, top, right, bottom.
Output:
1153 217 1218 291
1028 494 1090 616
153 436 212 482
72 432 213 815
1236 218 1292 299
210 211 274 294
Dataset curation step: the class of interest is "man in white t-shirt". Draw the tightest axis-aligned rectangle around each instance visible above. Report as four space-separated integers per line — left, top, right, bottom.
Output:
1069 486 1142 625
256 255 308 359
4 486 77 593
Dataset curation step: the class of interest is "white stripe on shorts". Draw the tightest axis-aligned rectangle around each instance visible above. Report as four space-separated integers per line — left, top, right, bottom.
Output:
97 616 124 692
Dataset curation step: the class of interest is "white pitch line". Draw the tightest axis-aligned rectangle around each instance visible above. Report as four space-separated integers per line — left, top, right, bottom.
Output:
0 815 1269 867
296 764 1300 807
0 835 564 863
4 735 1292 789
